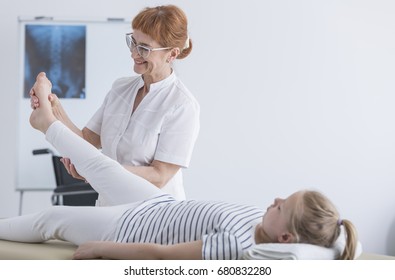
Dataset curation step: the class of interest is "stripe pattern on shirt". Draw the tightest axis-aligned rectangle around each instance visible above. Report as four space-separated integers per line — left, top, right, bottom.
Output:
115 194 264 260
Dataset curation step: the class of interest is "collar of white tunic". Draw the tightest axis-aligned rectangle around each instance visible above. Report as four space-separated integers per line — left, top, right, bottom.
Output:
138 70 177 93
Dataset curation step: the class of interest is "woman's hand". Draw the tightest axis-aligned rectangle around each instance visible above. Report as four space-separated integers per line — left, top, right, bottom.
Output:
29 87 40 109
30 87 62 112
60 157 87 181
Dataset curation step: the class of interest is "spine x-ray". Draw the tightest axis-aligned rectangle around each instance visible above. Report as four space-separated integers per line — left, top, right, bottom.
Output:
24 24 86 99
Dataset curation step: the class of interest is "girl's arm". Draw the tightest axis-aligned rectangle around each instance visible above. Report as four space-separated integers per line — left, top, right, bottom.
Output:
73 240 203 260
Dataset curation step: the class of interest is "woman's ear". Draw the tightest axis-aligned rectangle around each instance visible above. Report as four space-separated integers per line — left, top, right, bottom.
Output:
278 232 294 243
167 48 180 63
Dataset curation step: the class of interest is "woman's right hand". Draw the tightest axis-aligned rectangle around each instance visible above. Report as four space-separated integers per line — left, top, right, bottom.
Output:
30 87 60 110
60 157 87 181
30 87 38 109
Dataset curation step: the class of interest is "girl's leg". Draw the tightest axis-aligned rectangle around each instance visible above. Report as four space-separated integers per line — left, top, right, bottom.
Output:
0 204 131 245
30 73 161 205
46 121 161 205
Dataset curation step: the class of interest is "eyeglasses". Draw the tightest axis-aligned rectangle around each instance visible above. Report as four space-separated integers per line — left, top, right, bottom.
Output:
125 33 171 59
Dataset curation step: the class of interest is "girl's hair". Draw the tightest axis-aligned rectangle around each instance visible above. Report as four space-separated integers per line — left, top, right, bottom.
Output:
132 5 192 59
288 190 358 260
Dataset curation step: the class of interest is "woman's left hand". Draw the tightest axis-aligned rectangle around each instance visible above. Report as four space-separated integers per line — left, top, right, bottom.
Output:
60 157 87 181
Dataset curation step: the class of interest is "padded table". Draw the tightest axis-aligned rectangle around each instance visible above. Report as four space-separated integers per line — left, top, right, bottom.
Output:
1 239 394 260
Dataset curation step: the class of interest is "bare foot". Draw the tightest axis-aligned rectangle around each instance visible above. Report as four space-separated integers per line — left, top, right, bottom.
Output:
29 72 57 133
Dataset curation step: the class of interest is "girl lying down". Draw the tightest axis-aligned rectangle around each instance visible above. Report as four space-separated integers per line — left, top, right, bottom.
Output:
0 73 358 260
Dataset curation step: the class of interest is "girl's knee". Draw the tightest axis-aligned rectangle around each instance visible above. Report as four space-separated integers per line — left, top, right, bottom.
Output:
33 206 69 229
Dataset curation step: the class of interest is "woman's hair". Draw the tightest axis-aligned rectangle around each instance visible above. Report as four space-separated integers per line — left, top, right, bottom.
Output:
132 5 192 59
288 190 358 260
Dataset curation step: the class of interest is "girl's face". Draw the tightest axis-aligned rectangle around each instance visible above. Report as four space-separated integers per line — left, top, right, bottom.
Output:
255 191 303 243
129 30 172 79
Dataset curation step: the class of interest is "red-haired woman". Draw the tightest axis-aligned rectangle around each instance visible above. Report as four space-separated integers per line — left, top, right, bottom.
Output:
31 5 200 205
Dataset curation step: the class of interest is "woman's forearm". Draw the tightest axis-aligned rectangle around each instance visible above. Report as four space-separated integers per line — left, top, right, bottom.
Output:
51 96 83 137
51 99 101 147
123 160 180 188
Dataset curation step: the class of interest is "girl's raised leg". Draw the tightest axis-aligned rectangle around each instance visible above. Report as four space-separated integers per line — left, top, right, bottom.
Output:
30 73 162 205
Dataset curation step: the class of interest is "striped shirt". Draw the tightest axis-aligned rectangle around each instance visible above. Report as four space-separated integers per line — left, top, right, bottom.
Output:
114 194 264 260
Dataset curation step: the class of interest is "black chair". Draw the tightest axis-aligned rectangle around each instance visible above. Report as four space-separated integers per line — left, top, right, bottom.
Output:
33 148 98 206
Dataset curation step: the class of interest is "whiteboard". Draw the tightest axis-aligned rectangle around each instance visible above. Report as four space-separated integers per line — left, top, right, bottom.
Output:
16 17 133 190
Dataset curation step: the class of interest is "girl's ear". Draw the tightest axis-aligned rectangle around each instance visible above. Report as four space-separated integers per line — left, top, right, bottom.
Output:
278 232 294 243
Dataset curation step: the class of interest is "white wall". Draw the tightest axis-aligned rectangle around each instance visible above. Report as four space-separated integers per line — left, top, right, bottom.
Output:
1 0 394 256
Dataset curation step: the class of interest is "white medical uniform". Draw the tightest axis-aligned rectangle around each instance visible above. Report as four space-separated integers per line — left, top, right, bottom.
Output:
86 72 200 204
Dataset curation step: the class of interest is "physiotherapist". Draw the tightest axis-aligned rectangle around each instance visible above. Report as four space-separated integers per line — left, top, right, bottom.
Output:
30 5 200 204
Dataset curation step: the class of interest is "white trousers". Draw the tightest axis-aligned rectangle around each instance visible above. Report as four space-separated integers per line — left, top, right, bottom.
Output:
0 121 162 245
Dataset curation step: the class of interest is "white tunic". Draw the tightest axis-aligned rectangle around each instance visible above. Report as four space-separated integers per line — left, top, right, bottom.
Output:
86 72 200 203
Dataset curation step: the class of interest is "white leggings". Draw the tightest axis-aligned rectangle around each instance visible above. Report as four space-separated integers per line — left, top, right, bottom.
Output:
0 121 162 245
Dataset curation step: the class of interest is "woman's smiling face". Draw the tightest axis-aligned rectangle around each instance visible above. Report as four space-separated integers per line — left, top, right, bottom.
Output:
129 30 171 78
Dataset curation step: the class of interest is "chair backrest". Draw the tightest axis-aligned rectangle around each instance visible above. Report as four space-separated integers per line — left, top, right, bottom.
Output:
32 148 97 206
51 155 98 206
